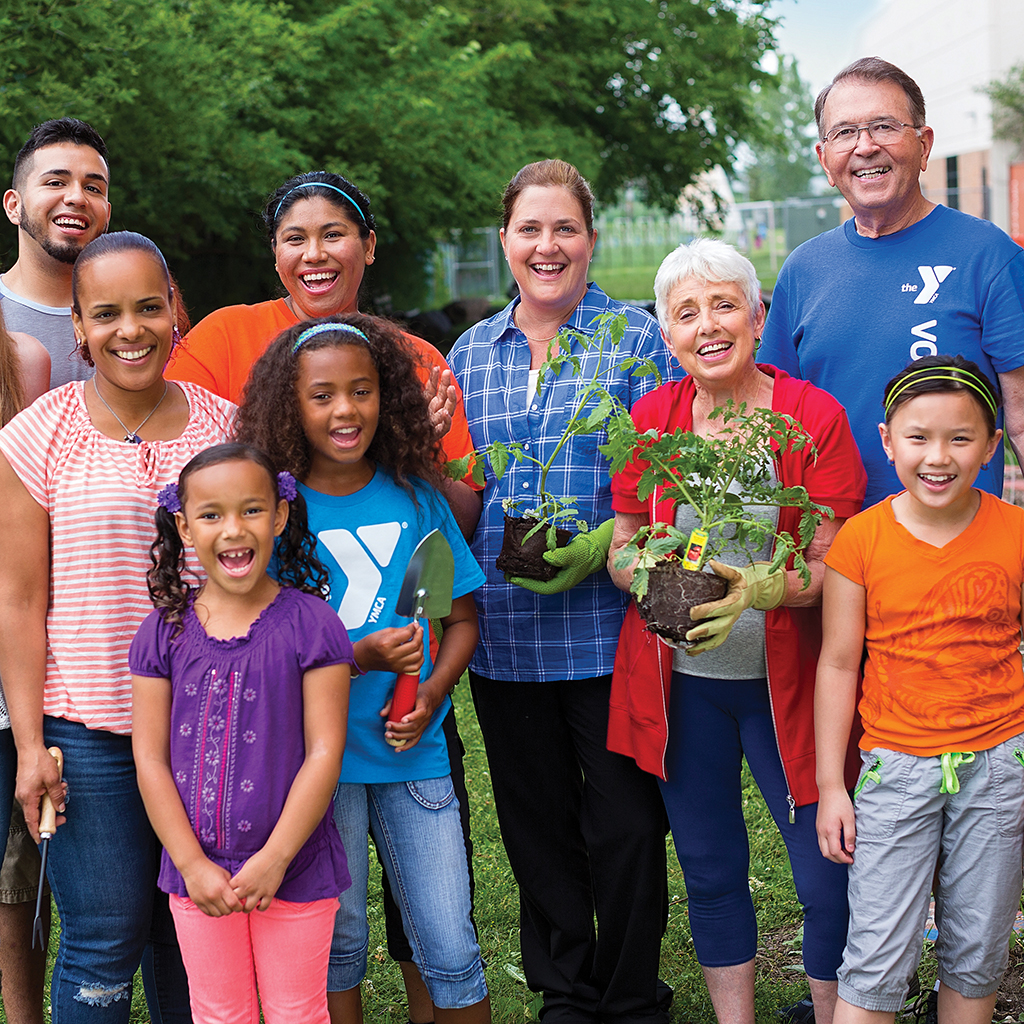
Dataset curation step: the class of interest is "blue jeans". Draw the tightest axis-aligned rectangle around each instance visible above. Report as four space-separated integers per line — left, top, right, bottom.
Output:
660 673 849 980
329 777 486 1008
42 717 190 1023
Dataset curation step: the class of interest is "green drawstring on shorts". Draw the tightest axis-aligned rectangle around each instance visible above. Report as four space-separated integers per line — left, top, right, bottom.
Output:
1014 748 1024 768
939 751 975 794
854 756 883 799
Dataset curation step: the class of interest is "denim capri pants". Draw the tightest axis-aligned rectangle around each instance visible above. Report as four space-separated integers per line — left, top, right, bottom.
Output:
328 777 487 1008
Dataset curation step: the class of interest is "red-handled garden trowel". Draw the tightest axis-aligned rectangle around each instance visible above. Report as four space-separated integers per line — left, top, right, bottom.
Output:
386 529 454 747
32 746 62 949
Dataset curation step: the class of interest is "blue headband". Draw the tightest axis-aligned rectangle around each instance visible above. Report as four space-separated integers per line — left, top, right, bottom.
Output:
274 182 367 225
292 322 369 354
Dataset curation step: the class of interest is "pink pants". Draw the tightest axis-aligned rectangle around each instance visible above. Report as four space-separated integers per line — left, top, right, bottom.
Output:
170 894 338 1024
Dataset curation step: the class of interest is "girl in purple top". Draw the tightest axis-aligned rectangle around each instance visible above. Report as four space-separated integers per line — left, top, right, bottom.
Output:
130 443 354 1024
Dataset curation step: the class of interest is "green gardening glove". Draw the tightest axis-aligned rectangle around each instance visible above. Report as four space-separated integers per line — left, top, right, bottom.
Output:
684 560 787 655
510 519 615 595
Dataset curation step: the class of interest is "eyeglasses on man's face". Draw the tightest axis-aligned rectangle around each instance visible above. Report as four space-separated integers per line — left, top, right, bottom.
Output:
820 119 923 152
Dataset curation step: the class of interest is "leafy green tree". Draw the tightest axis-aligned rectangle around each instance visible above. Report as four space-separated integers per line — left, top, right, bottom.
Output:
442 0 778 210
983 62 1024 153
0 0 313 312
739 56 818 202
0 0 776 314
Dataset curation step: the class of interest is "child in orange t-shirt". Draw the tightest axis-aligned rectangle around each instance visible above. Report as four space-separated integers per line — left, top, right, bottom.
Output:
815 354 1024 1024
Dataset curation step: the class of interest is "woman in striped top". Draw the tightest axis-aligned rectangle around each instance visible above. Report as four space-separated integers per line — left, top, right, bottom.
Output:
0 231 235 1023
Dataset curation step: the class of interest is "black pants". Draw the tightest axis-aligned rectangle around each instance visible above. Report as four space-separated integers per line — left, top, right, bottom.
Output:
380 705 475 962
470 671 669 1024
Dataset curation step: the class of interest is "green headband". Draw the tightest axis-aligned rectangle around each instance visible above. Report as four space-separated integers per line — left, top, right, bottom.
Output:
884 367 998 418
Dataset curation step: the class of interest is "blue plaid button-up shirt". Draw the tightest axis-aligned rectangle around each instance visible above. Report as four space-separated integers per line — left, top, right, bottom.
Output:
448 283 675 681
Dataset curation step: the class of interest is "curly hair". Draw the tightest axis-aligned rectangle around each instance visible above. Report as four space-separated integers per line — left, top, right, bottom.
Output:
235 313 444 496
147 443 329 635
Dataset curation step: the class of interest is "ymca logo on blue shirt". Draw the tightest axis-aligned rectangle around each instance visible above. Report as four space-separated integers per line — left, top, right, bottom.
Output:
295 470 485 783
318 522 406 628
900 265 956 304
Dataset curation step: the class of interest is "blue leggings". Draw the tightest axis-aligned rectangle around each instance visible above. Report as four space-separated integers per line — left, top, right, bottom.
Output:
659 672 849 979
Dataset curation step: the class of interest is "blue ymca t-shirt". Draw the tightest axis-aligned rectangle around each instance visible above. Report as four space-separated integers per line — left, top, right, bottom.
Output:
761 205 1024 508
298 469 485 783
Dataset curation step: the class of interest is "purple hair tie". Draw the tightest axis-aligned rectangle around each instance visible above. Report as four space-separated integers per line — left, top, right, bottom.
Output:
277 471 298 502
157 483 181 514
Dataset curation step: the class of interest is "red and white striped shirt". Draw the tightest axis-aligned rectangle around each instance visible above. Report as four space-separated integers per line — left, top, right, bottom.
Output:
0 381 236 734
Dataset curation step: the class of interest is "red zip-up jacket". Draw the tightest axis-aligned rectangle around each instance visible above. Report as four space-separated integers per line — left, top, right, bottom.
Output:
608 367 865 807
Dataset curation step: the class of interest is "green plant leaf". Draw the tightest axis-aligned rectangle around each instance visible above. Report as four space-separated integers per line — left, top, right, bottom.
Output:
445 453 473 481
546 521 559 550
581 395 614 432
798 510 819 548
606 401 825 588
489 441 511 480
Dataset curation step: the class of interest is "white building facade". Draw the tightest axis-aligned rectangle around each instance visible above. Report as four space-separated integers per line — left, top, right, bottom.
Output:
855 0 1024 240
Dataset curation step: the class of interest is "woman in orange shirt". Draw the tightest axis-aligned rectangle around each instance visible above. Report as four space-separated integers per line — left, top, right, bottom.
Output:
167 170 479 536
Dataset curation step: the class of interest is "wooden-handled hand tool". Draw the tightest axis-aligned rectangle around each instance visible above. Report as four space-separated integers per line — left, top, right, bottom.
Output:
32 746 63 950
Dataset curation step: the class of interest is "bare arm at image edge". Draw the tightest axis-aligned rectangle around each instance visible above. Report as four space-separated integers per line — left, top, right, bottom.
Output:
997 365 1024 469
0 452 63 840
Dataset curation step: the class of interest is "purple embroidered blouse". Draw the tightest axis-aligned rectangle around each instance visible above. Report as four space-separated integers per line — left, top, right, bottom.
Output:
130 587 353 902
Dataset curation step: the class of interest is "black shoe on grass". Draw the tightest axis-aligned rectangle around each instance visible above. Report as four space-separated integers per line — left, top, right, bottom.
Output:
776 997 815 1024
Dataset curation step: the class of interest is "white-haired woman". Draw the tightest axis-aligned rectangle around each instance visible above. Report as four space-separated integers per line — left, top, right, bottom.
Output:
607 238 865 1024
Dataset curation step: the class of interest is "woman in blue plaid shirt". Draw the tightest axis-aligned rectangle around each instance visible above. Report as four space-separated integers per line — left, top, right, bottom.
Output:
448 160 675 1024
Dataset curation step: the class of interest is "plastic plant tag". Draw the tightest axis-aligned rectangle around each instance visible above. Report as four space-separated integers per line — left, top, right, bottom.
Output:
682 528 709 570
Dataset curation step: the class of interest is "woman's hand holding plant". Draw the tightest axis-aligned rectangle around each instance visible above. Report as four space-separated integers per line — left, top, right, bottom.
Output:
685 560 787 654
510 518 615 594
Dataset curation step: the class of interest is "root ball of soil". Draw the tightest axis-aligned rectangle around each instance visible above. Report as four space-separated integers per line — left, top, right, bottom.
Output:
637 562 729 644
494 515 572 582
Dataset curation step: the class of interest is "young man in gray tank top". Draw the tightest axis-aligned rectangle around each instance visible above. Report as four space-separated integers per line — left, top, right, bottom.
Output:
1 118 110 388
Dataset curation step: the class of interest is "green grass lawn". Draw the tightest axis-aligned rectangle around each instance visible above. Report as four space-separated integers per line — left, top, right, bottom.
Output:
589 265 661 304
320 684 817 1023
19 683 822 1023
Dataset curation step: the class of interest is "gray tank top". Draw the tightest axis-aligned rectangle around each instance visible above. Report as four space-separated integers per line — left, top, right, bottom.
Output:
0 278 92 389
672 461 779 679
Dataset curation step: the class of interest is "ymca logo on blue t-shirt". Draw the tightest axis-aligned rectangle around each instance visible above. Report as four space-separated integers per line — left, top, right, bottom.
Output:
914 265 955 304
317 521 407 629
900 265 956 304
296 470 485 783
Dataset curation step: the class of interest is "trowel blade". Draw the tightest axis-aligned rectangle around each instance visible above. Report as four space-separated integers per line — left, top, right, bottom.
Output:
394 529 455 620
